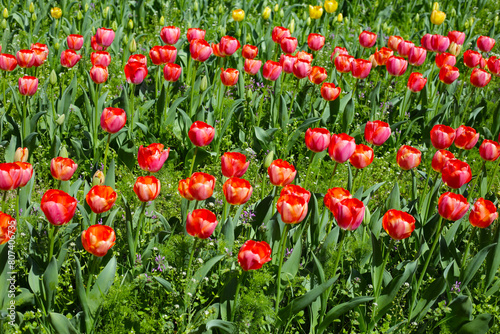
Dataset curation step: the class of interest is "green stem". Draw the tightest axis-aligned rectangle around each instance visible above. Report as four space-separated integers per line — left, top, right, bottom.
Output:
21 97 27 147
128 84 135 139
303 152 316 188
356 167 367 191
374 239 395 301
461 87 476 124
185 237 199 310
460 227 475 271
47 224 56 262
328 162 339 189
232 271 247 322
486 160 499 194
189 147 198 177
190 62 198 117
102 133 111 176
223 198 230 222
163 81 171 125
332 229 346 276
467 160 486 202
275 224 291 312
134 202 147 254
93 84 100 159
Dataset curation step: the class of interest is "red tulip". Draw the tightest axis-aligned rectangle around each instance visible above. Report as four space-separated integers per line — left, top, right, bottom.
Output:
134 176 161 202
242 44 258 59
160 26 181 45
268 159 296 186
16 50 35 68
137 143 170 172
0 212 15 245
220 68 239 86
431 34 450 53
359 31 377 48
91 35 107 51
186 28 206 43
382 209 416 240
100 107 126 133
0 54 17 71
81 225 116 257
305 128 331 152
262 60 282 81
351 59 372 79
164 63 182 82
238 240 272 271
280 184 311 203
90 65 109 84
60 49 82 68
435 52 456 68
324 187 351 213
14 162 32 187
349 144 374 169
177 177 194 201
128 54 148 67
31 47 48 67
455 125 479 150
397 40 414 58
14 147 28 162
189 172 216 201
91 52 111 66
470 68 491 88
448 31 466 45
396 145 421 170
280 37 298 54
408 47 427 66
328 133 356 163
220 36 241 56
441 159 472 189
188 121 215 147
18 76 38 96
421 34 434 51
277 194 308 224
272 26 291 44
244 59 262 75
221 152 249 178
388 36 404 52
308 66 327 85
332 198 365 231
438 192 469 221
211 43 225 57
279 54 297 74
479 139 500 161
386 56 408 76
407 72 427 92
374 47 393 66
432 150 455 173
149 46 164 65
95 28 115 47
0 163 21 191
41 189 78 225
439 64 459 84
477 36 495 53
330 46 349 62
308 33 325 51
430 124 456 149
86 185 117 214
67 34 84 50
487 56 500 77
469 198 498 228
364 120 391 146
124 62 148 84
297 51 314 63
321 83 341 101
293 59 312 79
50 157 78 181
186 209 217 239
335 54 354 73
223 177 253 205
190 39 212 62
463 50 483 68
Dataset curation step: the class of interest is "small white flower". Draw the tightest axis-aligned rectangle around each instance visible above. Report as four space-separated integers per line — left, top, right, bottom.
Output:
204 310 209 316
174 304 180 309
197 258 204 264
373 302 378 306
191 278 197 283
187 293 192 297
182 271 186 276
368 284 373 289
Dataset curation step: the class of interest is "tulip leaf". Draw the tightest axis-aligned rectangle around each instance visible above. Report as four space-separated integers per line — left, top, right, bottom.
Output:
187 255 224 296
412 277 446 321
281 237 302 283
154 276 173 292
386 182 400 211
49 312 80 334
88 256 117 316
484 226 500 291
445 295 473 332
317 296 374 334
342 96 355 133
461 243 495 290
205 319 236 333
4 135 17 163
458 314 494 334
42 256 58 313
74 256 90 328
254 127 278 152
286 117 320 154
104 158 115 189
166 96 187 126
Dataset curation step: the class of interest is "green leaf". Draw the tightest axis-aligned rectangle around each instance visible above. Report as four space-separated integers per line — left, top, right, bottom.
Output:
458 314 494 334
446 295 472 332
413 277 446 321
318 296 374 334
73 256 91 332
342 96 355 133
205 319 236 333
386 182 400 210
484 226 500 291
154 276 173 292
188 255 224 296
43 257 58 313
104 159 115 189
254 127 278 151
281 237 302 283
88 257 117 316
286 117 320 153
49 313 80 334
461 243 495 289
221 216 235 249
4 136 17 163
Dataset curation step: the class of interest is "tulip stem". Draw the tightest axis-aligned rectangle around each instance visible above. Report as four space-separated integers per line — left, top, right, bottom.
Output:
333 228 346 276
21 96 27 147
467 160 486 202
94 84 100 160
356 167 367 191
275 224 291 312
461 87 476 125
423 173 441 223
486 160 499 194
2 191 7 213
102 133 111 176
460 227 475 271
190 62 198 117
163 82 171 127
189 147 198 177
232 270 247 322
128 84 135 140
1 72 6 142
303 152 316 189
223 198 229 223
134 202 147 255
374 238 395 310
47 223 57 263
185 237 199 310
328 162 339 189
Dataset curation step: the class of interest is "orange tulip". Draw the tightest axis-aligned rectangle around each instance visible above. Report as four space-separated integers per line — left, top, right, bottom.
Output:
81 225 116 257
134 176 161 202
308 66 328 84
332 198 365 231
67 34 84 50
324 187 352 213
438 192 469 221
137 143 170 172
86 185 117 214
50 157 78 181
374 47 393 66
382 209 416 240
188 172 216 201
469 198 498 228
407 72 427 92
163 63 182 82
349 144 374 169
40 189 78 225
220 68 239 86
60 49 81 68
186 209 218 239
15 162 33 187
364 120 391 146
91 51 111 67
238 240 272 271
268 159 296 186
277 194 308 224
432 150 455 173
280 184 311 203
387 35 403 52
439 64 459 84
0 212 16 245
186 28 206 43
221 152 249 178
305 128 331 153
454 125 479 150
320 83 341 101
242 44 258 59
178 178 195 201
396 145 421 170
223 177 253 205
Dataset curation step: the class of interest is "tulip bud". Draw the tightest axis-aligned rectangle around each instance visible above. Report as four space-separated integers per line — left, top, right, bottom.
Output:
219 26 226 35
112 21 118 31
54 42 60 51
246 89 253 100
103 6 110 18
2 8 8 18
49 70 57 85
451 8 456 17
129 38 137 53
159 16 165 25
59 146 68 158
344 17 349 25
194 1 199 11
246 33 252 42
279 9 284 18
218 4 224 14
236 28 241 37
128 19 134 30
209 8 214 14
306 17 311 26
31 13 36 21
262 6 271 20
433 2 439 10
303 11 308 21
84 3 89 12
77 10 83 20
29 2 35 13
263 150 274 168
93 170 105 186
464 20 470 29
92 26 96 35
56 114 65 125
289 19 295 34
274 4 279 11
14 148 29 162
337 13 343 22
123 34 128 44
200 76 208 91
495 16 499 25
415 13 420 22
0 19 6 29
382 22 388 31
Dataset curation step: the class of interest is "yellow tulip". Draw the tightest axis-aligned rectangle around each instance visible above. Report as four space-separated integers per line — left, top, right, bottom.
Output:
324 0 338 13
232 9 245 22
430 9 446 25
337 13 343 22
432 2 439 11
309 5 323 19
262 6 271 20
50 7 62 19
274 4 279 12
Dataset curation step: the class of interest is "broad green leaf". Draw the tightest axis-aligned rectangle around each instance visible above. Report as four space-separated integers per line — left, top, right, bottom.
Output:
484 225 500 290
386 182 400 211
281 237 302 283
461 244 495 289
413 277 446 321
318 296 374 334
154 276 173 292
104 159 115 189
187 255 224 296
458 314 494 334
43 257 58 313
88 257 117 316
205 319 236 333
49 313 80 334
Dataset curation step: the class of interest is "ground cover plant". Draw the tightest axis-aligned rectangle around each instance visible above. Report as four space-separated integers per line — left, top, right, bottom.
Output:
0 0 500 333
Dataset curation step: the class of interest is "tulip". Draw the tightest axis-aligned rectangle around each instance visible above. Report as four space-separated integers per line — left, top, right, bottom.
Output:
268 159 296 186
329 133 356 163
407 72 427 92
430 124 456 149
335 54 354 73
351 59 372 79
262 60 282 81
470 68 491 88
188 121 215 147
91 35 107 51
232 9 245 21
305 128 331 153
324 0 338 13
262 7 272 20
280 37 298 54
396 145 421 170
0 54 17 71
90 65 109 84
190 39 212 62
359 31 377 48
188 172 216 201
332 198 365 231
149 46 164 65
178 178 195 201
320 82 341 101
324 187 351 213
50 157 77 181
220 36 241 56
349 144 374 169
463 50 483 68
137 143 170 172
0 212 15 245
382 209 416 240
221 152 249 178
60 49 81 68
431 10 446 25
388 36 404 52
431 35 450 53
128 54 148 66
16 49 35 68
186 209 218 239
220 68 239 86
307 33 325 51
397 40 414 58
296 51 314 63
86 185 117 214
223 177 253 205
441 159 472 189
187 28 206 43
277 194 308 224
50 7 62 19
455 125 479 150
14 162 32 188
134 176 161 202
100 107 126 133
439 64 459 84
477 36 495 53
14 148 28 162
31 47 48 67
67 34 84 50
95 28 115 47
279 54 297 74
238 240 272 271
90 52 111 66
330 46 349 62
0 163 21 190
448 42 463 57
280 184 311 203
124 62 148 84
40 189 77 225
374 47 393 66
438 192 469 221
487 56 500 77
242 45 258 59
211 43 223 57
469 198 498 228
244 59 261 75
386 56 408 76
448 31 465 45
435 52 456 68
81 225 116 257
408 47 427 66
364 120 391 146
160 26 181 45
421 34 434 51
432 150 455 173
272 26 291 44
308 5 323 19
163 63 182 82
18 76 38 96
308 66 327 84
479 139 500 161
